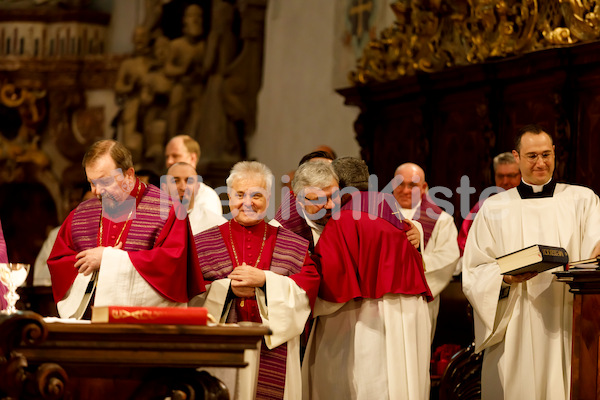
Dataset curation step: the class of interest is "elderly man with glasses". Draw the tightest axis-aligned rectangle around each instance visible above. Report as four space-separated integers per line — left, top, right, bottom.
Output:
462 124 600 400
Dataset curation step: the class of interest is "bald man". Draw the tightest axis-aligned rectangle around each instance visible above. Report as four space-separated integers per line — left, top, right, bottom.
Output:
164 162 226 234
165 135 223 217
393 162 460 340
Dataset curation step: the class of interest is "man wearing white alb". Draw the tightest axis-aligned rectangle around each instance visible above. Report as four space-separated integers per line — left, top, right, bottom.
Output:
462 124 600 400
165 135 223 216
393 162 460 339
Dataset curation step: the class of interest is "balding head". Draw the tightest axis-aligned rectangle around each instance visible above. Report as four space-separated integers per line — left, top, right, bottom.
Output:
165 135 200 169
393 162 427 209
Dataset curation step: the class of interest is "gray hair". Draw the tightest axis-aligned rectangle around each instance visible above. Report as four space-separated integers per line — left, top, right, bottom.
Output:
493 152 517 171
332 157 369 191
226 161 273 194
292 160 339 195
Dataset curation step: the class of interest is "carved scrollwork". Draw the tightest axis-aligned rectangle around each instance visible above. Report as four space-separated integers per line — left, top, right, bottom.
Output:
0 352 28 398
351 0 600 85
0 312 67 400
131 369 229 400
34 363 68 400
0 311 47 355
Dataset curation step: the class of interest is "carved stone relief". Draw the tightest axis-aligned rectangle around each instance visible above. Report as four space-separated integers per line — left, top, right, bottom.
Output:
113 0 267 172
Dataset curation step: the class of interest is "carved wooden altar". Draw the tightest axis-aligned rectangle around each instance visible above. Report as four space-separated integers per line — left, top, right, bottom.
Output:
0 311 270 400
555 270 600 400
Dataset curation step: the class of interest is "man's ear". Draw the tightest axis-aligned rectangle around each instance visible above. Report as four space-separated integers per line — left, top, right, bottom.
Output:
512 149 520 163
125 167 136 179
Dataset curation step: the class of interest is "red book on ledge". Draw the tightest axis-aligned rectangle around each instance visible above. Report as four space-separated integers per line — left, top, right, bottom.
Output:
91 306 208 325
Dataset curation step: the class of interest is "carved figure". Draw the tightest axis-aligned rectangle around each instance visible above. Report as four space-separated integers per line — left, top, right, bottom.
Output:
140 35 173 165
114 26 153 163
164 4 207 138
196 0 241 161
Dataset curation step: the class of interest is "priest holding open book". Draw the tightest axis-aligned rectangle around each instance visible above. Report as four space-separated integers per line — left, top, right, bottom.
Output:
462 124 600 400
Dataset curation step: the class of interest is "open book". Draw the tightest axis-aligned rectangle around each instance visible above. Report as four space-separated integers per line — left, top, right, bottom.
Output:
496 244 568 275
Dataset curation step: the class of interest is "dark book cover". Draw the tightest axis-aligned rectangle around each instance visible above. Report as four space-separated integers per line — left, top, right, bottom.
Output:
498 245 568 275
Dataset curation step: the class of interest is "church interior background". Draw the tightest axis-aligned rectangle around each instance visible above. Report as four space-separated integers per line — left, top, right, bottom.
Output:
3 0 600 398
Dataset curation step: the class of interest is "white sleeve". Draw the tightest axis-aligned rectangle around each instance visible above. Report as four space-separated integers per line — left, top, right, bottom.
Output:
255 271 311 349
462 208 516 353
94 247 182 308
197 183 224 216
33 226 60 286
188 279 232 322
423 212 460 297
56 270 94 318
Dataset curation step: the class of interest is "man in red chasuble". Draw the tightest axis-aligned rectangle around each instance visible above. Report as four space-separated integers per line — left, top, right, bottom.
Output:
302 157 433 400
192 161 320 400
48 139 204 319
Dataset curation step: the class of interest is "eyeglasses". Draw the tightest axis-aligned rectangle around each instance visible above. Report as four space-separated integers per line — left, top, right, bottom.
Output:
521 152 553 163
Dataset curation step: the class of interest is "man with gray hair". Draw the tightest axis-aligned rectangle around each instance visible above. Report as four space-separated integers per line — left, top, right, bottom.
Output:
303 156 431 400
273 160 339 251
274 151 336 252
192 160 320 400
457 151 521 255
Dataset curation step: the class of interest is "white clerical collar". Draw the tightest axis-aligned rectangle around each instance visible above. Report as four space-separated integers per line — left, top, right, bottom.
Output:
401 199 422 220
522 178 552 193
301 209 325 242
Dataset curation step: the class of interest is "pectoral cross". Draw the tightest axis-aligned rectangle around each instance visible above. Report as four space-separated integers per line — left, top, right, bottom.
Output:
349 0 373 38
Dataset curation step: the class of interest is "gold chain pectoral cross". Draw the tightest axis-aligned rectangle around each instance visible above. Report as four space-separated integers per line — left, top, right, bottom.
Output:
229 221 268 308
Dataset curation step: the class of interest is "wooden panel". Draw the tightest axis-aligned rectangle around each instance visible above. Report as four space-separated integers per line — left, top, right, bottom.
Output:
554 271 600 399
340 41 600 228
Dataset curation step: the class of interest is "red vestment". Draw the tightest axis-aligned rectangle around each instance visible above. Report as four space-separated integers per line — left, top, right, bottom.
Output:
313 192 432 303
48 181 204 304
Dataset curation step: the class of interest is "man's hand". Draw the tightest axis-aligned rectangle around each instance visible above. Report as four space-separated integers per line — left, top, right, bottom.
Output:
404 219 420 249
228 263 266 288
229 263 266 298
230 285 256 298
75 242 123 276
591 241 600 258
503 271 538 284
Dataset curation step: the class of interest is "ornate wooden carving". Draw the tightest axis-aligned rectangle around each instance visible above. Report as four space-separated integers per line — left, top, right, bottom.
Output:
351 0 600 85
0 311 68 400
339 41 600 224
0 311 270 400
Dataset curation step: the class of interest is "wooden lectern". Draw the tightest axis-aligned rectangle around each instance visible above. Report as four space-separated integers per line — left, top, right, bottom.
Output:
555 270 600 400
0 311 270 399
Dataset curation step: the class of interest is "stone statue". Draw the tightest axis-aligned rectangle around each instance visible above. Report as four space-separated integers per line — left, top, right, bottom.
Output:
164 3 207 138
114 25 153 163
113 0 267 169
140 35 173 165
196 0 240 162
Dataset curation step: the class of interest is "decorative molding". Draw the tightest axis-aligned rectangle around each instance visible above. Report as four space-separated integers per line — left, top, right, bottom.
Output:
350 0 600 85
0 311 68 400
